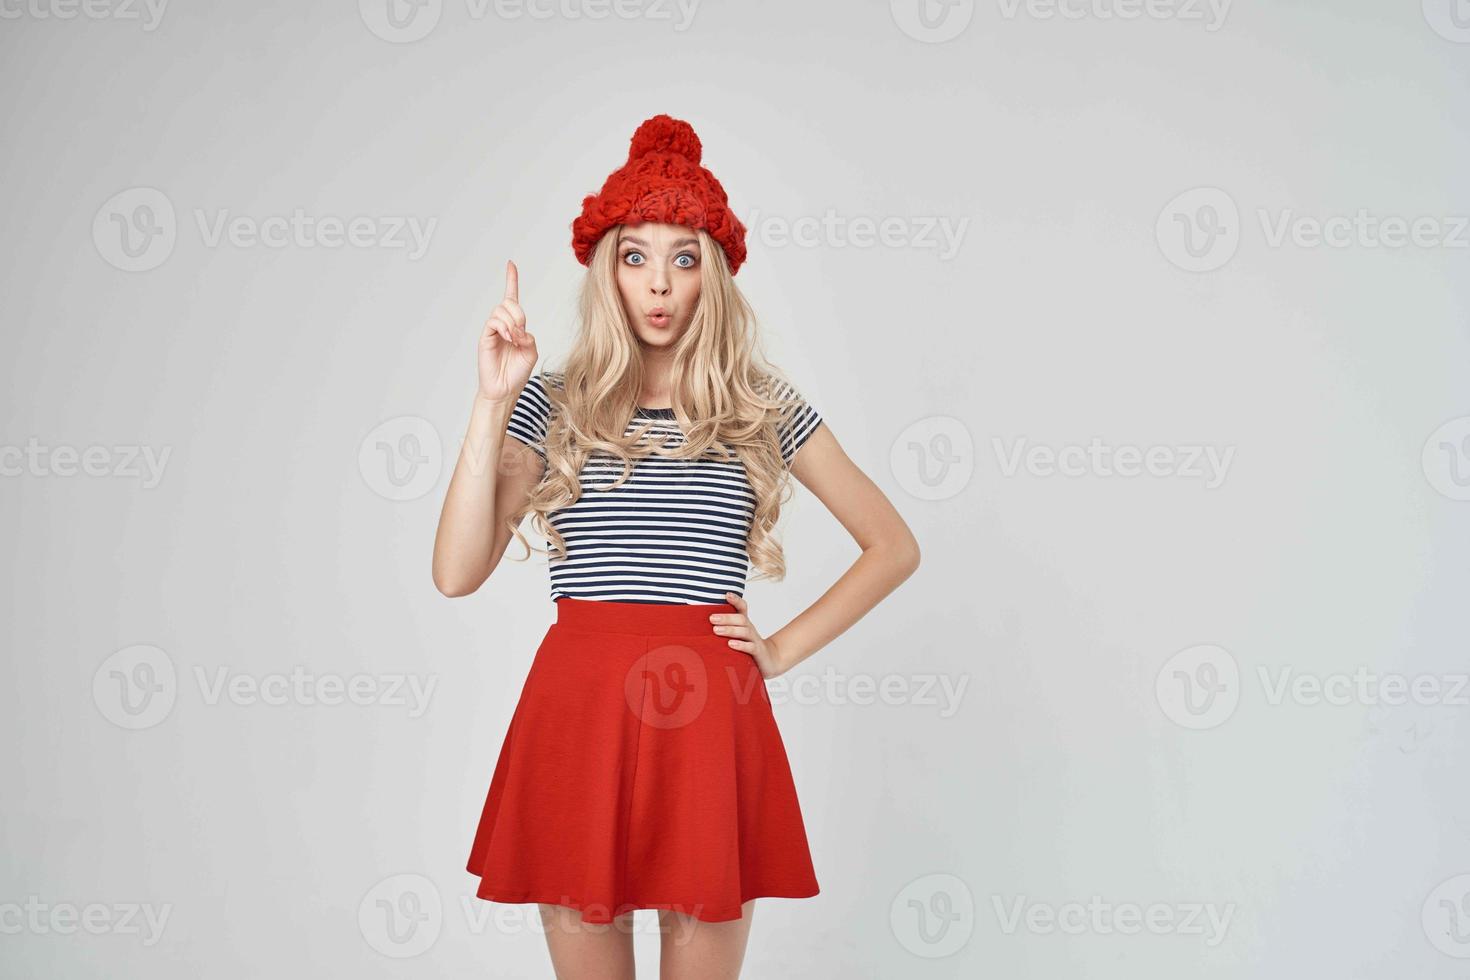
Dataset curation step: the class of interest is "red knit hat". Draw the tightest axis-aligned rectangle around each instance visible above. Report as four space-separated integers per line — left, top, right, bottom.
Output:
571 114 748 275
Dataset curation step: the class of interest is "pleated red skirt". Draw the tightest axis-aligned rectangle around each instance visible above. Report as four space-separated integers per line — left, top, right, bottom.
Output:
465 596 820 924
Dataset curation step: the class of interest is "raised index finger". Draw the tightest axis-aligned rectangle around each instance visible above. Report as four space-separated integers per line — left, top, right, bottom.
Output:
504 260 519 304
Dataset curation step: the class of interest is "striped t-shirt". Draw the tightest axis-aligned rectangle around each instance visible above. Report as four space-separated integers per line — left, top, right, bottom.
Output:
505 372 824 605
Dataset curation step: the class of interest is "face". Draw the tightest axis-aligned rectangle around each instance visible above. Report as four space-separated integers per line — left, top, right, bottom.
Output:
614 222 702 349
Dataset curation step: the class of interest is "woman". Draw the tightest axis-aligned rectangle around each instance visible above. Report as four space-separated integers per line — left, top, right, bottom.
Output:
432 114 920 979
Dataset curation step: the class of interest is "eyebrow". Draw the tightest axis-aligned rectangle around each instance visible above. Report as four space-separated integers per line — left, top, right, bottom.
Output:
619 235 700 249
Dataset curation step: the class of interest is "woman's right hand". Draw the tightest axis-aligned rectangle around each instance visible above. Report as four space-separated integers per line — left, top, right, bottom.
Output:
478 259 538 402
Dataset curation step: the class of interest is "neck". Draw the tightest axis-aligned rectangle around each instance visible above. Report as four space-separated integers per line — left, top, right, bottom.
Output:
637 345 676 406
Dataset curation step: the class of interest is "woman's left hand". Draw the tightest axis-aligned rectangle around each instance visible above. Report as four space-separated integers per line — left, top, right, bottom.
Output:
711 592 789 679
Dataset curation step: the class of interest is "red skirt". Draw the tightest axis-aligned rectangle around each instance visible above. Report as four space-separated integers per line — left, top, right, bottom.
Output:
465 596 820 924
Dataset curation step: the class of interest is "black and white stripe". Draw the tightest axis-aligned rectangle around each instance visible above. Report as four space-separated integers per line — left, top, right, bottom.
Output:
505 372 823 605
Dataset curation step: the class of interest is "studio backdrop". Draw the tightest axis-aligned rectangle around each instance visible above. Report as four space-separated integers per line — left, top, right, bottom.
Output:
3 1 1469 977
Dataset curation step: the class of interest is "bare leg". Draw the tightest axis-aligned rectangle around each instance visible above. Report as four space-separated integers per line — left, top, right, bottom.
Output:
538 903 636 980
657 900 756 980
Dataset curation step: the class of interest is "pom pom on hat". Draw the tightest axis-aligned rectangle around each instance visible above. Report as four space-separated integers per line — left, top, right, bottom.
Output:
571 114 747 275
628 114 702 164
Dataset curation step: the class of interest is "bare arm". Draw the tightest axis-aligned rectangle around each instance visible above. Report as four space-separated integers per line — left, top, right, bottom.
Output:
431 394 545 596
430 260 542 597
766 421 922 672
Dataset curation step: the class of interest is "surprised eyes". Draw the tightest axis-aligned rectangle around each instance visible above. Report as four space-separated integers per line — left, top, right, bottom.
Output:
623 250 698 269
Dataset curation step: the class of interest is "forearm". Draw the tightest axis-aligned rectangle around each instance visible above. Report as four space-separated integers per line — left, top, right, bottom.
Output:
769 535 921 672
431 392 517 595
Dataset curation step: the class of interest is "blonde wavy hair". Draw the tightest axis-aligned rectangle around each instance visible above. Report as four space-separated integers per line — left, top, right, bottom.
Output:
504 226 809 582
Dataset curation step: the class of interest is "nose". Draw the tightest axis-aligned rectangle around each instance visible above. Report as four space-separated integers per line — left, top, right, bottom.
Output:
648 266 671 296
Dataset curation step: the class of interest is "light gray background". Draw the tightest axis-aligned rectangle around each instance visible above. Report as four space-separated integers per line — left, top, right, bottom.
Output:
4 0 1470 976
